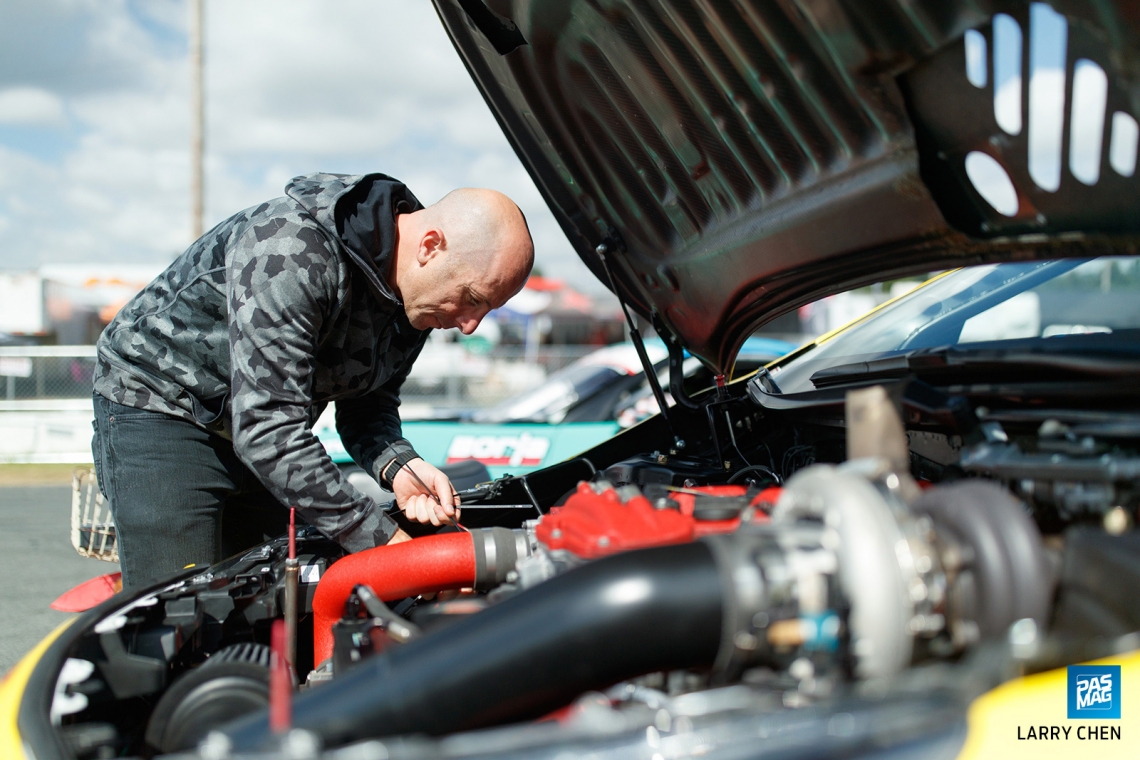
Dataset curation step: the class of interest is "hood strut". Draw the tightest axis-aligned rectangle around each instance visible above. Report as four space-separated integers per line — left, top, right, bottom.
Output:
652 313 701 413
595 241 684 451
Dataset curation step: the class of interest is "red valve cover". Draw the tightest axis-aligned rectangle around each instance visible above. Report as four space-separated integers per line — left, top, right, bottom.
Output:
534 482 777 559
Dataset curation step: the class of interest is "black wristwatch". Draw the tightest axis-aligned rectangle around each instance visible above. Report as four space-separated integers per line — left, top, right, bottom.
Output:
379 440 419 490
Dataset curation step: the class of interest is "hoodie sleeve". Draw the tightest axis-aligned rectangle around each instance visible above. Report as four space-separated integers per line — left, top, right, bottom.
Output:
335 337 426 483
227 216 399 552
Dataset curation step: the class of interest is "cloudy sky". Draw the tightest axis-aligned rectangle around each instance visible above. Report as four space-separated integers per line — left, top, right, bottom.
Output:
0 0 599 289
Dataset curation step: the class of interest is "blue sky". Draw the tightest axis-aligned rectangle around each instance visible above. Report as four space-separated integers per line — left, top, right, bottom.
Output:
0 0 599 289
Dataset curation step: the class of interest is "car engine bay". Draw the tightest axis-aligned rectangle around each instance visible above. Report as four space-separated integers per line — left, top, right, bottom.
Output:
42 357 1140 759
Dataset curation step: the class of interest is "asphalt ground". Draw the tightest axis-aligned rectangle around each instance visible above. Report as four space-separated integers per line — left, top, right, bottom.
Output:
0 484 119 674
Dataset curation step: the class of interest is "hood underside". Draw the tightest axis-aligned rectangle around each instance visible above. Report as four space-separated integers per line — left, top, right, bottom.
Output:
432 0 1140 371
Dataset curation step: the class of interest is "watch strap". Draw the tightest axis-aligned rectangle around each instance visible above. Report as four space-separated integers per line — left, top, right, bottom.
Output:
378 439 419 490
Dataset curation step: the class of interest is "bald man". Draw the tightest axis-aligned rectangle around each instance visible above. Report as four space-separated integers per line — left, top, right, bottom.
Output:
92 173 534 589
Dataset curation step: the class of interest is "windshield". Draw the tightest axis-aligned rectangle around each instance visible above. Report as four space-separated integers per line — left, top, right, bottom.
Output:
769 257 1140 394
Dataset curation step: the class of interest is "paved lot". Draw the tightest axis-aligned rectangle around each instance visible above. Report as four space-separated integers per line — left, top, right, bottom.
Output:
0 485 119 673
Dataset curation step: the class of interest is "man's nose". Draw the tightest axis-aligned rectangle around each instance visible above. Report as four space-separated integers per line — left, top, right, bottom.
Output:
457 315 480 335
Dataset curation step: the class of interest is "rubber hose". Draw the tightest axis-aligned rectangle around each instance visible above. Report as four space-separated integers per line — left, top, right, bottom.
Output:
228 541 723 749
311 532 477 665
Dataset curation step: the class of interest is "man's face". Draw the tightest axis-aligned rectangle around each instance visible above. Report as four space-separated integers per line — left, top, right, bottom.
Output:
403 254 522 335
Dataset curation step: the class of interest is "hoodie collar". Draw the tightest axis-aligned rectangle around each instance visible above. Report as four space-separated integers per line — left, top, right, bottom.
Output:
285 172 423 304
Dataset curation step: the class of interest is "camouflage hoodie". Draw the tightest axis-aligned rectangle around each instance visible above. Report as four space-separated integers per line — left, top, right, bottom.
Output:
94 173 430 551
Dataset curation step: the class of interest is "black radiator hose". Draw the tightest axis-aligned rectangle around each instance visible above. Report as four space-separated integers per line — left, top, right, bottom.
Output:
225 541 723 749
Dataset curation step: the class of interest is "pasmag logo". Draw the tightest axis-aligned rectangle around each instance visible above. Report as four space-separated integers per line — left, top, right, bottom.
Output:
1068 665 1121 720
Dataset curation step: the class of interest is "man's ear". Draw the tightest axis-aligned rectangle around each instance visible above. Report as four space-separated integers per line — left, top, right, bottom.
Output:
417 228 445 265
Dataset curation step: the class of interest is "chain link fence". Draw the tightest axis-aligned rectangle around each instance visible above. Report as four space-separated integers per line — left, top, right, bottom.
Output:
0 344 599 409
0 346 97 401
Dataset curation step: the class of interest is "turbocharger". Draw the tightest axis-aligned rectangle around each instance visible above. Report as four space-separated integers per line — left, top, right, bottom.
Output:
709 456 1053 684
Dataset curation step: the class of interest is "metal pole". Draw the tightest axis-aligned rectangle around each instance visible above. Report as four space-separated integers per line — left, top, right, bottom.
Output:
284 508 299 670
189 0 205 240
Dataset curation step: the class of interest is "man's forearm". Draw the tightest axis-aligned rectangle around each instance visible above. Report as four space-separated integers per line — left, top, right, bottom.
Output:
231 399 399 551
336 392 410 482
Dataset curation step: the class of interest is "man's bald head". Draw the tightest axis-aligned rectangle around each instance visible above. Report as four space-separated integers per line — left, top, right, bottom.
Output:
392 187 535 333
424 188 533 287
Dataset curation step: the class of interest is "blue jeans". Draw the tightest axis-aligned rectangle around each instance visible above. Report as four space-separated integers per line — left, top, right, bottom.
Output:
91 393 286 591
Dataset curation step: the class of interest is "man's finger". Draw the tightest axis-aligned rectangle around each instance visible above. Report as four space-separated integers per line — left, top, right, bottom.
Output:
433 502 453 525
418 497 435 525
408 495 427 525
435 474 456 516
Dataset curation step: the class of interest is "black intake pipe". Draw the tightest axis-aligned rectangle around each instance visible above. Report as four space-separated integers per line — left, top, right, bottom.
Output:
225 541 723 749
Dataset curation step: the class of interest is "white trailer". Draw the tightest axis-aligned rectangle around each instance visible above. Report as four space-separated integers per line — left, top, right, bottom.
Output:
0 272 46 336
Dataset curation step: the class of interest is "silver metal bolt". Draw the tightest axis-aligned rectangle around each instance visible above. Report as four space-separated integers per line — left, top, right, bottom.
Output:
199 732 233 760
1104 506 1132 535
280 729 321 759
788 657 814 681
734 631 758 650
1009 617 1038 660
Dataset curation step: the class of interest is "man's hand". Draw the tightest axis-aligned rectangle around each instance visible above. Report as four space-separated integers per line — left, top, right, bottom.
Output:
391 458 460 527
387 528 414 545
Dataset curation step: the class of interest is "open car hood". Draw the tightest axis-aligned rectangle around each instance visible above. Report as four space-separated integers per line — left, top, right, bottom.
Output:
432 0 1140 371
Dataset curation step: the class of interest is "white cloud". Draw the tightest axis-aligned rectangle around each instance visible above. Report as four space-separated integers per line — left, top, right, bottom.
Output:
0 0 599 291
0 87 66 126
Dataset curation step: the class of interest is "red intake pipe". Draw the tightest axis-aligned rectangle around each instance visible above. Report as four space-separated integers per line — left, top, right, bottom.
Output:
312 532 476 665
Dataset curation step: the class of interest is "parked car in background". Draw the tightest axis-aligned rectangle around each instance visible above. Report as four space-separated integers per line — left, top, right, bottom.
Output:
316 337 796 486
